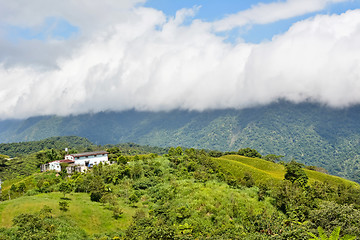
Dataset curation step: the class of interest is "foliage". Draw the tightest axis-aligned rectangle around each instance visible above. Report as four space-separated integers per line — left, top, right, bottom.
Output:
59 201 69 212
1 142 360 239
3 102 360 183
90 191 103 202
0 205 88 239
284 160 309 187
58 181 72 198
0 136 94 157
238 147 262 158
308 201 360 237
263 154 284 163
308 226 356 240
112 206 124 219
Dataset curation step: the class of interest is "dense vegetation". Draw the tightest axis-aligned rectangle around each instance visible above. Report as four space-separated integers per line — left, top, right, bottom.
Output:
1 102 360 183
0 136 167 181
0 142 360 239
0 136 94 157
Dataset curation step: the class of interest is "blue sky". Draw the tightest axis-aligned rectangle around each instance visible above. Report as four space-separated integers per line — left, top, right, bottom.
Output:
1 0 360 118
144 0 360 43
5 0 360 43
5 17 79 42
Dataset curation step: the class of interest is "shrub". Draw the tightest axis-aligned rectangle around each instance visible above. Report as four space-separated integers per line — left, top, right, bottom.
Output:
90 191 103 202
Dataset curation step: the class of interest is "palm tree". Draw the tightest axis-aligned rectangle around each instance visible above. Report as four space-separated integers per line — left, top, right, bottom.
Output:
308 226 356 240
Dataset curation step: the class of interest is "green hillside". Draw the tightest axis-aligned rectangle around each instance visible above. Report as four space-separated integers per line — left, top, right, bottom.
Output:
0 136 94 157
1 102 360 182
213 155 360 189
0 192 136 234
0 146 360 239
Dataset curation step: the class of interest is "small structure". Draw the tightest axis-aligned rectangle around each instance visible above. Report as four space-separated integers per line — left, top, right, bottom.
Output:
41 159 75 172
41 151 109 173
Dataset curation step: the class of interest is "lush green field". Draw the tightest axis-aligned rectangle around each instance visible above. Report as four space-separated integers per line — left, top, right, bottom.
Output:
0 192 137 235
213 155 360 189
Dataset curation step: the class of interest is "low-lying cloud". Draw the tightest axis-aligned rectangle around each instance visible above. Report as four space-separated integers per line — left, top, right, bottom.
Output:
0 0 360 119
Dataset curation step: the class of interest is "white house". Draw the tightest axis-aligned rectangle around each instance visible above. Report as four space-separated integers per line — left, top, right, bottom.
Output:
41 151 109 173
43 159 75 172
65 151 109 167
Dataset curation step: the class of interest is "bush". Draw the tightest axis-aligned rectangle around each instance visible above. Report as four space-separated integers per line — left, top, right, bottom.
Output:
112 206 124 219
59 201 69 212
90 191 103 202
238 148 262 158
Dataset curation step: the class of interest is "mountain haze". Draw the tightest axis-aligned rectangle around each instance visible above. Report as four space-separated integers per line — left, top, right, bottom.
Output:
1 101 360 182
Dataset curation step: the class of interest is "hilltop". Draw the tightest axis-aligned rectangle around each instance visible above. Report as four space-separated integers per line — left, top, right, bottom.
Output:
0 143 360 239
1 101 360 183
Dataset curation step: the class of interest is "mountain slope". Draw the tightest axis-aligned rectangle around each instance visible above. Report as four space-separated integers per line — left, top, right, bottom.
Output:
213 155 360 189
1 101 360 182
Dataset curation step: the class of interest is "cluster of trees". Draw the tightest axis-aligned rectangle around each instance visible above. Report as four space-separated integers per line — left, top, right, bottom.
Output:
0 136 94 157
1 145 360 239
0 206 87 239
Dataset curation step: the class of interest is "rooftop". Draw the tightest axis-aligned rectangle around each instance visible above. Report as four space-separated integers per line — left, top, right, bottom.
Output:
49 159 75 164
67 151 108 158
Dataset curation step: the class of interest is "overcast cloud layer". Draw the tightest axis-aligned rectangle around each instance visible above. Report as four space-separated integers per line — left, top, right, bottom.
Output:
1 0 360 119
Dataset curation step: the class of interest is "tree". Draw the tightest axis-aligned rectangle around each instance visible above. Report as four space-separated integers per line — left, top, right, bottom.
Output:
117 155 128 165
284 160 308 187
263 154 284 163
243 172 255 187
18 182 26 195
238 148 262 158
59 181 72 198
12 206 56 239
90 191 103 202
308 201 360 237
59 201 69 212
10 184 17 192
129 193 139 206
112 206 124 219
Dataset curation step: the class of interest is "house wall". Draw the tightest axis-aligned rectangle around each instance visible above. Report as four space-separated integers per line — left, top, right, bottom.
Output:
65 155 74 161
48 162 61 172
70 154 108 167
66 165 87 174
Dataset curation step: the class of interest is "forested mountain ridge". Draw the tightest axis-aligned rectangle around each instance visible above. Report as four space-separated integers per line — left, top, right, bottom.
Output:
1 101 360 182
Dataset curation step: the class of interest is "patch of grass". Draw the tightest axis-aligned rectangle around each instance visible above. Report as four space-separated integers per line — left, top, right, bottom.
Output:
213 155 284 187
305 169 360 189
0 192 137 235
213 155 360 189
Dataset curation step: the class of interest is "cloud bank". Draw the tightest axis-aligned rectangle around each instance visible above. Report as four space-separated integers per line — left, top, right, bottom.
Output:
0 0 360 119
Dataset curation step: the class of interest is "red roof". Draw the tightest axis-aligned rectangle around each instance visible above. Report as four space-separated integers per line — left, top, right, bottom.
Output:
67 151 108 158
49 159 75 163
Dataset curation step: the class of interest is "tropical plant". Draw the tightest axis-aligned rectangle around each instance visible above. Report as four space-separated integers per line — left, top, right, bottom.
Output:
308 226 356 240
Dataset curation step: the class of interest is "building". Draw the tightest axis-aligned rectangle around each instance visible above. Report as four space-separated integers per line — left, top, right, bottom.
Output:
41 159 75 172
65 151 109 167
41 151 109 173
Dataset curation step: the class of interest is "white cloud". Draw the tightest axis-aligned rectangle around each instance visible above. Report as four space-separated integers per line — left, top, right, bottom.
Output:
213 0 349 31
0 1 360 119
241 10 360 107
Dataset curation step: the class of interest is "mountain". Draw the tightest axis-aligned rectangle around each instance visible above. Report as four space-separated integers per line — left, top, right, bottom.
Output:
1 101 360 182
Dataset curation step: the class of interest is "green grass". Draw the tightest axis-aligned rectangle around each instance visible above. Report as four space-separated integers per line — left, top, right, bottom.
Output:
213 155 284 187
305 169 360 188
0 192 138 235
213 155 360 189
